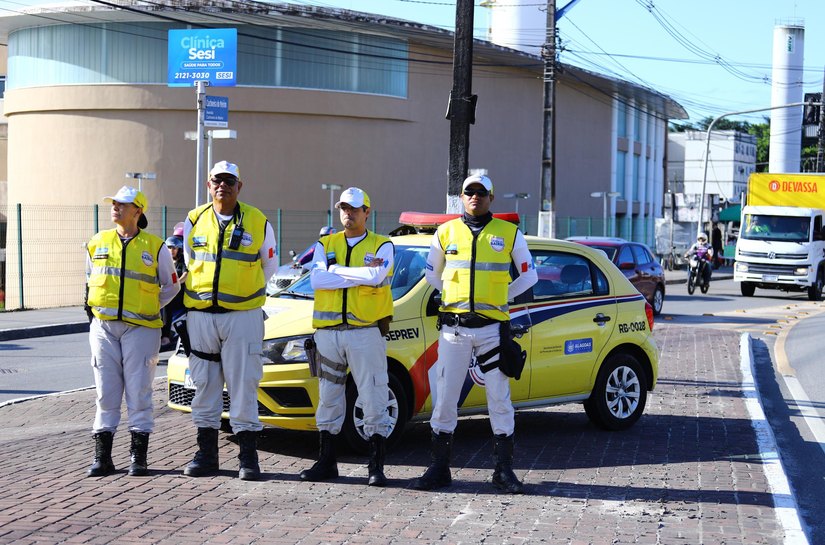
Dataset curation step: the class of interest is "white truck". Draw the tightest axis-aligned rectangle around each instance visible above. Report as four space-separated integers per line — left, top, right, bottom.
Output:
734 173 825 300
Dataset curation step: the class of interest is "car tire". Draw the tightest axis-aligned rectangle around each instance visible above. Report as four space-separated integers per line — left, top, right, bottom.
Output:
220 419 233 433
342 371 409 454
584 352 647 431
651 286 664 315
740 282 756 297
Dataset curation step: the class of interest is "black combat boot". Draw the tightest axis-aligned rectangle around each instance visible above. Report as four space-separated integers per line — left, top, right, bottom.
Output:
299 430 338 482
87 431 116 477
128 431 150 476
411 431 452 490
236 431 261 481
184 427 219 477
367 434 387 487
492 433 524 494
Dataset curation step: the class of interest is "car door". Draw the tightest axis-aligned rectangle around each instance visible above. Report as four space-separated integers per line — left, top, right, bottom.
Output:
526 248 618 399
630 243 656 301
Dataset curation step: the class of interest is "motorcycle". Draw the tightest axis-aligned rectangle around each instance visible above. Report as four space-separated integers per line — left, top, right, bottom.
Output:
686 248 711 295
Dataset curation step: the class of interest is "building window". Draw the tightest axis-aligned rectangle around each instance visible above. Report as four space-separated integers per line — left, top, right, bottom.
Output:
616 100 627 138
615 150 626 199
8 22 409 98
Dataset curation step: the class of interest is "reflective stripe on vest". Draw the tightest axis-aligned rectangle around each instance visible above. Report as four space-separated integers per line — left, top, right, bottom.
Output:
87 229 164 328
437 218 517 322
183 202 268 311
312 231 394 329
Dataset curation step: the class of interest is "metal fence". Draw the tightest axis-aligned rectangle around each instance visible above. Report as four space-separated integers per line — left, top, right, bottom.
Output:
0 204 655 310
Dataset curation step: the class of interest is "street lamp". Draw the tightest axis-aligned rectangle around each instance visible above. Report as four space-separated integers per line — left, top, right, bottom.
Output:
185 129 238 206
500 192 530 215
590 191 620 237
321 183 343 227
125 171 156 192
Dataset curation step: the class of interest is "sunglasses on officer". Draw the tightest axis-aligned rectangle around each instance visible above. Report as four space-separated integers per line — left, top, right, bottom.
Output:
210 176 238 187
463 188 489 198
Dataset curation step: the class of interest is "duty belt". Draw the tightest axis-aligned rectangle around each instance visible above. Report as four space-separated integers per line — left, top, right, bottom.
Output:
439 312 499 329
322 322 377 331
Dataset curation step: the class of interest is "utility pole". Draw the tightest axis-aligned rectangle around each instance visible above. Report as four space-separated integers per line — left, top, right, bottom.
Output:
817 67 825 172
446 0 477 213
537 0 557 238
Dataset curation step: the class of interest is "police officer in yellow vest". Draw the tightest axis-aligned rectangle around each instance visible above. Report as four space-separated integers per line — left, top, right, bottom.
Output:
182 161 279 481
412 174 537 493
85 186 180 477
299 187 395 487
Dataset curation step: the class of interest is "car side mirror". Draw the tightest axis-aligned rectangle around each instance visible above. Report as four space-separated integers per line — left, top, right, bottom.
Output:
618 262 635 270
426 290 441 317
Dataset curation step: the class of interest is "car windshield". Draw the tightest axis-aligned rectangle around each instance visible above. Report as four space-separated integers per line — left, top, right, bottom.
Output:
741 214 810 243
276 245 430 301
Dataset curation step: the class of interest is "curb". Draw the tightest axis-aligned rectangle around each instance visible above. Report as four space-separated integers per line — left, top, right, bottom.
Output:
0 322 89 342
665 273 733 286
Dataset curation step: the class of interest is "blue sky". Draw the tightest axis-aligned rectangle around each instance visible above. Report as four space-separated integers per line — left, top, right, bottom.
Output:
297 0 825 126
13 0 825 125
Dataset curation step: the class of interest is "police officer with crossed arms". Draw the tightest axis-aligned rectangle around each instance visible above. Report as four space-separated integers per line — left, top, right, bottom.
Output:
412 174 537 493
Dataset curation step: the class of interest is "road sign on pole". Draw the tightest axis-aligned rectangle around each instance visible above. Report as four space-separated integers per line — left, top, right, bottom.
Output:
204 96 229 128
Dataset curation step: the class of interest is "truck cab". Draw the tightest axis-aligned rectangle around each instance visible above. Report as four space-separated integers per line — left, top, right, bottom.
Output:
734 205 825 299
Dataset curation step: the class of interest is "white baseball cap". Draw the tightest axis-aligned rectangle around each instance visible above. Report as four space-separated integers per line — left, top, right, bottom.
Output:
335 187 371 208
210 160 240 179
104 185 148 211
462 174 494 195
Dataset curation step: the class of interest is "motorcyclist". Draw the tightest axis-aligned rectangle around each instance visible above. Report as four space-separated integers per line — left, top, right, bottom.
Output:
685 233 713 287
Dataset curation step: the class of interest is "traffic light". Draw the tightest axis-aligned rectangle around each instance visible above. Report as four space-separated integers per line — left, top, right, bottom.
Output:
803 92 821 125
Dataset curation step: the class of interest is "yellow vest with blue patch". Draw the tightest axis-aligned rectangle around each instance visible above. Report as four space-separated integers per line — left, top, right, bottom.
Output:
87 229 164 328
184 202 268 311
312 231 394 328
437 217 517 322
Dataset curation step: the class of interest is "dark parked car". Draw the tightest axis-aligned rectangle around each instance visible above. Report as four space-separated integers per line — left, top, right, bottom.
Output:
568 237 665 315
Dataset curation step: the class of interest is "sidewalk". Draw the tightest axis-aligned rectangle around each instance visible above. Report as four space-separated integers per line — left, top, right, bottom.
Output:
0 324 792 544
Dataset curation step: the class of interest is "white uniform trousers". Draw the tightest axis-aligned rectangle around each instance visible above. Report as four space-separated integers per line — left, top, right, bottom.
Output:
430 322 515 436
187 308 264 433
314 326 390 438
89 318 160 434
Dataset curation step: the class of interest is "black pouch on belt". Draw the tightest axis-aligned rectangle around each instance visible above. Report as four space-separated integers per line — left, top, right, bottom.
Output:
304 336 319 377
476 321 527 380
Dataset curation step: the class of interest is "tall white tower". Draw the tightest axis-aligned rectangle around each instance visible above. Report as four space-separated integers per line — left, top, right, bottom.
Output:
484 0 545 56
769 22 805 173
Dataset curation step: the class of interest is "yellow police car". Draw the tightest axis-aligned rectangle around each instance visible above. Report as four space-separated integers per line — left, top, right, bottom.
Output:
167 213 659 452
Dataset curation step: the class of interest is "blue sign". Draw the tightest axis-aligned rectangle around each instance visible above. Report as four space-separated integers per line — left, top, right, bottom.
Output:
204 96 229 128
167 28 237 87
564 338 593 355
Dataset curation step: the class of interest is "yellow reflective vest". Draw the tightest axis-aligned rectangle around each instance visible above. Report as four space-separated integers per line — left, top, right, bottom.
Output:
184 202 268 311
312 231 394 328
87 229 164 328
437 217 517 322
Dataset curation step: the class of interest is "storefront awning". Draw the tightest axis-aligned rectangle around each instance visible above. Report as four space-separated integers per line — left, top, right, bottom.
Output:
718 205 741 222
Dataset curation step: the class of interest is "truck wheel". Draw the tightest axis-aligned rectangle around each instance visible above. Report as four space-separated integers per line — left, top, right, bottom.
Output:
740 282 756 297
808 270 823 301
342 372 409 455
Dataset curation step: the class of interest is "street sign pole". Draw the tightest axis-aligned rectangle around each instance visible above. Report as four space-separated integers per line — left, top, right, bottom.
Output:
195 80 207 207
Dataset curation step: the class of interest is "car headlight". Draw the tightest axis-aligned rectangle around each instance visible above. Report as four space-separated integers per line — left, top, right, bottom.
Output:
262 336 311 364
735 262 748 273
794 267 809 276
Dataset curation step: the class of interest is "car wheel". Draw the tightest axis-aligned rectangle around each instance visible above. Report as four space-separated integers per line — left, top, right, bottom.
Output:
342 372 409 454
740 282 756 297
651 286 664 315
220 419 233 433
584 352 647 431
808 269 823 301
